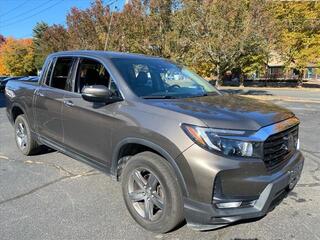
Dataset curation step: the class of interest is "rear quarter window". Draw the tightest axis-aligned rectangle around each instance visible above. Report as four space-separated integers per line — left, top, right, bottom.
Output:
44 59 54 86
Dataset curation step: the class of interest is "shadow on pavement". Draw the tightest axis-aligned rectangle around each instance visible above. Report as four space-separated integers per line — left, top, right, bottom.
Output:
302 82 320 88
199 216 265 235
220 89 273 96
35 145 57 155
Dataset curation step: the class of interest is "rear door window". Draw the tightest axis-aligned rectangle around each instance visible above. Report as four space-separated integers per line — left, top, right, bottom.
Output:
50 57 75 91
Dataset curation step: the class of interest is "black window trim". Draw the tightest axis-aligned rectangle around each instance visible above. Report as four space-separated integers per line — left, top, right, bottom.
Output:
72 56 124 99
39 57 52 85
41 57 56 87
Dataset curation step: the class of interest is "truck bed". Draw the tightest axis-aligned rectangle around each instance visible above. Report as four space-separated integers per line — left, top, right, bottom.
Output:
5 80 40 129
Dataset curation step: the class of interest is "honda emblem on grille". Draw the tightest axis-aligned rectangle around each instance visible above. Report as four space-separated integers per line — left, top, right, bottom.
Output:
282 134 295 152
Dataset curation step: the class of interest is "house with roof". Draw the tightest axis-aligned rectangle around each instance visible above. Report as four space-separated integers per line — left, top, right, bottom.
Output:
258 51 320 81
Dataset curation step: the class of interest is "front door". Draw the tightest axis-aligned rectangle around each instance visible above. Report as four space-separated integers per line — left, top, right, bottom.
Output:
62 57 122 166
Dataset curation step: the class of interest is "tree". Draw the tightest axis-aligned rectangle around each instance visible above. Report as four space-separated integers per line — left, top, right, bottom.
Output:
27 0 320 83
0 35 9 75
272 1 320 81
171 0 276 80
37 24 70 55
32 22 69 71
33 22 49 70
0 55 9 75
142 0 180 57
0 37 36 76
0 34 5 45
28 0 284 81
66 0 110 50
111 1 150 53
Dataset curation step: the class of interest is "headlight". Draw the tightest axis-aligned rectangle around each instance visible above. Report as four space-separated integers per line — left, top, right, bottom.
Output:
181 124 262 158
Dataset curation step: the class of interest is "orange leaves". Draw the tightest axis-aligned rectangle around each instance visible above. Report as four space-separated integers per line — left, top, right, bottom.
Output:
0 37 36 76
0 37 9 76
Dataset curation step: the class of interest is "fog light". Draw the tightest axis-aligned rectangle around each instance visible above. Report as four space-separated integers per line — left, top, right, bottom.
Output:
216 201 242 209
241 200 256 207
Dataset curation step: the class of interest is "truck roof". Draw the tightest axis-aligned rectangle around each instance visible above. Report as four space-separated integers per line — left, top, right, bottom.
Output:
48 50 162 60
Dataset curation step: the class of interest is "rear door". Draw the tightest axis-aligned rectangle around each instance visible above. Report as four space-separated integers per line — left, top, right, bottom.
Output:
35 57 76 144
62 57 122 166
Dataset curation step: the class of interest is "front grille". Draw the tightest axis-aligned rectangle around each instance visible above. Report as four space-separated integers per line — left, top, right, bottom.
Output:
263 124 299 170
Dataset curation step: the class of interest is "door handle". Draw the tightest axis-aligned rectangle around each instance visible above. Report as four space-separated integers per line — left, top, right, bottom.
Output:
63 100 74 107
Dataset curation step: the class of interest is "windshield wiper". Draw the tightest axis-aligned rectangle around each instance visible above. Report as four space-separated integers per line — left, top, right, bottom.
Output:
142 95 176 99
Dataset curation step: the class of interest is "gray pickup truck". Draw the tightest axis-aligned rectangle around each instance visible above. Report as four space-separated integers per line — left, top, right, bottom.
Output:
5 51 304 233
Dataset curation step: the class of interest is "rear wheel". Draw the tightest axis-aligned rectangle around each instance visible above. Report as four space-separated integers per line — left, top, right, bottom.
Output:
121 151 184 233
14 114 39 155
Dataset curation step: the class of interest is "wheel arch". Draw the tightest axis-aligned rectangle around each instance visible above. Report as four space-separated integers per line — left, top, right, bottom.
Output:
111 137 189 197
11 103 26 122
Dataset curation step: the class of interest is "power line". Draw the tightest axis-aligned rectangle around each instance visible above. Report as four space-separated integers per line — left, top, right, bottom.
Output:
1 0 65 29
1 0 29 17
1 0 55 25
1 0 119 38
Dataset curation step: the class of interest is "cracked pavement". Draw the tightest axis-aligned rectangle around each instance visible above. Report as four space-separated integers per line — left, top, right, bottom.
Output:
0 89 320 240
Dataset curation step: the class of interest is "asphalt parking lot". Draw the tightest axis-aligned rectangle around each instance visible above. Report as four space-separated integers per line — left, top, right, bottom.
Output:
0 89 320 240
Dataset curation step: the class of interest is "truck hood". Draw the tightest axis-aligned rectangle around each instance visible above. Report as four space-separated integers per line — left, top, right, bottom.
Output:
146 95 294 131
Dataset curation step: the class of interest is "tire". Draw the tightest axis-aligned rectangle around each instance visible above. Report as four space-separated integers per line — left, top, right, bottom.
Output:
14 114 39 155
121 151 184 233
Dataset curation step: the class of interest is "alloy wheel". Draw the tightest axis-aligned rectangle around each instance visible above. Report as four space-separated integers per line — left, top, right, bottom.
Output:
128 168 165 221
16 122 28 150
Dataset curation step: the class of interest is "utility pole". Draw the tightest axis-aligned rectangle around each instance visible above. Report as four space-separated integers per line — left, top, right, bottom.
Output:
104 0 118 51
104 11 114 51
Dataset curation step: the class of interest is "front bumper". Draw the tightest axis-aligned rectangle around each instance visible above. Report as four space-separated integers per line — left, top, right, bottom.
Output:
179 147 304 230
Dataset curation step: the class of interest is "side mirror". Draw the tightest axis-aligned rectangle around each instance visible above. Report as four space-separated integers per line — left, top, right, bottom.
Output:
81 85 112 103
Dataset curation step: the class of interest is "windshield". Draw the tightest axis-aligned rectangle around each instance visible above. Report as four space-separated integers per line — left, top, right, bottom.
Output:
111 57 220 99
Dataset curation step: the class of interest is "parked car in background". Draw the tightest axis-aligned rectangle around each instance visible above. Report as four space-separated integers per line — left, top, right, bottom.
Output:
17 76 39 82
0 76 39 92
0 77 23 92
5 51 304 233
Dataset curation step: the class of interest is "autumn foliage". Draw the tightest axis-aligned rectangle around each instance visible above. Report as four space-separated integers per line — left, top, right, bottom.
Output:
0 37 36 76
0 0 320 78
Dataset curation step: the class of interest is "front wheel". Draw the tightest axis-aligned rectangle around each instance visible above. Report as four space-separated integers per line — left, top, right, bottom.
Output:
121 151 184 233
